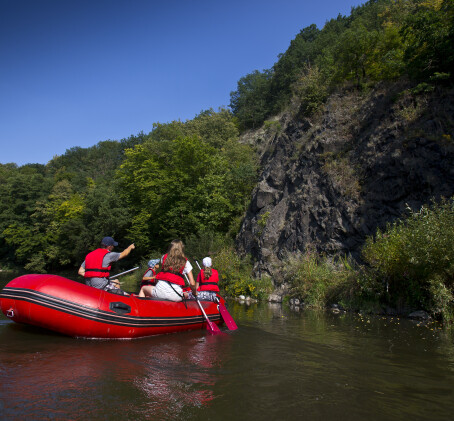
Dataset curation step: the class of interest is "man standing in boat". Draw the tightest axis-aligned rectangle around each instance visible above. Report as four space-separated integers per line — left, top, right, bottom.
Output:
78 236 135 295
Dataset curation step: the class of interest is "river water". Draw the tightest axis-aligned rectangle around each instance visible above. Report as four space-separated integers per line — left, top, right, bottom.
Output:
1 273 453 420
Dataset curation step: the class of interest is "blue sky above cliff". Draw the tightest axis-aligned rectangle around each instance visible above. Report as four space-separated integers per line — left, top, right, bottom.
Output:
0 0 364 166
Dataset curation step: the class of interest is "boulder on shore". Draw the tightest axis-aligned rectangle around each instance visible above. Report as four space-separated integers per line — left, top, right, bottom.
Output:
268 293 282 303
408 310 431 320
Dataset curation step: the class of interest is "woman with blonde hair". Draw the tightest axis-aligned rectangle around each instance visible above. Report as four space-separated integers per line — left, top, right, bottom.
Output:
141 240 196 301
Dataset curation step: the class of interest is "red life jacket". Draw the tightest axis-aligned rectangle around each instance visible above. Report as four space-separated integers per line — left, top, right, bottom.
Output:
155 254 187 287
141 268 156 287
197 269 220 292
84 249 111 278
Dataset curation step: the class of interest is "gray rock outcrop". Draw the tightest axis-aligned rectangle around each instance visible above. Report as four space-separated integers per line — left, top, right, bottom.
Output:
236 82 454 279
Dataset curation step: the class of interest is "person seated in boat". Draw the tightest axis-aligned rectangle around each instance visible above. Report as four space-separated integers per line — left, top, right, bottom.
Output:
138 258 160 297
140 239 197 301
78 236 135 295
194 257 220 302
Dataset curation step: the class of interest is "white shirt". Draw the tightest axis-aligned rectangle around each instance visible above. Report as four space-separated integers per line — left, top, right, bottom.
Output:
183 260 193 275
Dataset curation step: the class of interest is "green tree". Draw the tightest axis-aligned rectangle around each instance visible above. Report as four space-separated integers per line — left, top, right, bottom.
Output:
270 24 321 110
229 69 273 130
401 0 454 80
0 163 51 266
119 136 230 247
119 111 257 250
4 180 86 271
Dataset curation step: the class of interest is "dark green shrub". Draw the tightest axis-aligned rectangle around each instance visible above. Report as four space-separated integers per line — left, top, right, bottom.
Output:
362 198 454 315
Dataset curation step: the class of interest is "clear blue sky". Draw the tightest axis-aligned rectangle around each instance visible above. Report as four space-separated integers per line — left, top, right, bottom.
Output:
0 0 364 166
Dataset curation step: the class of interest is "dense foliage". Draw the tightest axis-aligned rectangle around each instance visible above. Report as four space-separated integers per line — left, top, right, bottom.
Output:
0 110 257 273
0 136 143 272
117 109 258 253
230 0 454 130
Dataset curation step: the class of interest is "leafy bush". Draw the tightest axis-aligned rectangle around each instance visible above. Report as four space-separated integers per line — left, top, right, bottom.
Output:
362 198 454 315
263 120 282 134
279 198 454 319
257 211 270 237
337 266 387 313
213 246 272 299
293 65 329 115
427 275 454 322
184 230 232 262
280 249 358 309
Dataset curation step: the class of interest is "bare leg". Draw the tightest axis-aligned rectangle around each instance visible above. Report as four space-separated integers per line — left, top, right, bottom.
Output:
139 285 154 297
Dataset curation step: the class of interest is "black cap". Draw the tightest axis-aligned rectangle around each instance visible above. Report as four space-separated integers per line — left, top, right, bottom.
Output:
101 236 118 246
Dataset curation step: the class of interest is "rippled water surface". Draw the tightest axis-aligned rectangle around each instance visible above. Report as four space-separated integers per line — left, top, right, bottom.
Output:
1 273 454 420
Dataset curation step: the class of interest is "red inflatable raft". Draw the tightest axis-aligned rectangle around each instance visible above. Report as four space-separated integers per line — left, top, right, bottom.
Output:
0 274 223 339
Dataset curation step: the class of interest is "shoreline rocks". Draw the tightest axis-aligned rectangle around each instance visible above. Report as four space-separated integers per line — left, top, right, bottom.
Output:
231 294 438 323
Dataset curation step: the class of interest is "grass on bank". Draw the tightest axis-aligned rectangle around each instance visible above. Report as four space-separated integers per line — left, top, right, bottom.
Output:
213 246 273 300
362 198 454 320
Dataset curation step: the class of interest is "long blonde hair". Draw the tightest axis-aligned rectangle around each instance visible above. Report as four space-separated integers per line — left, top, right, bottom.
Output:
163 239 186 273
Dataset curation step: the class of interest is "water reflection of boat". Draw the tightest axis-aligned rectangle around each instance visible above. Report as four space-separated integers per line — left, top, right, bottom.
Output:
0 329 232 419
0 274 223 339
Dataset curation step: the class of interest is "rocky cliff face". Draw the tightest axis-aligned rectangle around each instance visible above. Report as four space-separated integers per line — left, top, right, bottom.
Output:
236 81 454 278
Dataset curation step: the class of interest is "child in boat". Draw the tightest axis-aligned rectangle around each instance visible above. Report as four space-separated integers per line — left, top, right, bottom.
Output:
138 259 160 297
195 257 220 302
139 240 197 301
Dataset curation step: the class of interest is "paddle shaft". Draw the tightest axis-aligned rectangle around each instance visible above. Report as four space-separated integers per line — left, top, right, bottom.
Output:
184 273 220 333
196 259 238 330
109 266 140 280
196 298 220 333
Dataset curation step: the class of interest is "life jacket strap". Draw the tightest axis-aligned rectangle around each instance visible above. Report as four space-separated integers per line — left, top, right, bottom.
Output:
160 280 188 309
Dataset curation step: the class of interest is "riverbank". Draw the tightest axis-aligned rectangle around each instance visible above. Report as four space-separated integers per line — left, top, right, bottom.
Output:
229 293 452 331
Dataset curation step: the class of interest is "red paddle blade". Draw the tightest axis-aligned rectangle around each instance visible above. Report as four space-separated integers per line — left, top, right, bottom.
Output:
206 319 222 334
218 303 238 330
196 299 222 334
